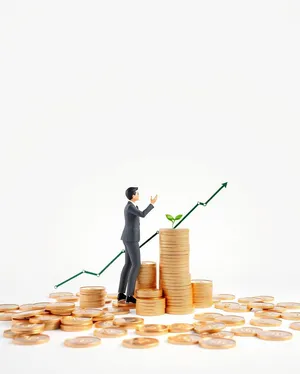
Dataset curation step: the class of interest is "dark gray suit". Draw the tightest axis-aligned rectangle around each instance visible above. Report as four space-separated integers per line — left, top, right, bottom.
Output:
118 201 154 295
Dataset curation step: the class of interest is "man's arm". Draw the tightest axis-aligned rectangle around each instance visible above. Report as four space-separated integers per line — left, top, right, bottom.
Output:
128 203 154 218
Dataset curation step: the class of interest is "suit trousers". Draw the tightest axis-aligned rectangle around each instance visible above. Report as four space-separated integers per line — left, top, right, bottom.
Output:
118 240 141 296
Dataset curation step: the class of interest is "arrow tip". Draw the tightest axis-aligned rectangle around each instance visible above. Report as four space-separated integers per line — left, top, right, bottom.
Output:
222 182 228 188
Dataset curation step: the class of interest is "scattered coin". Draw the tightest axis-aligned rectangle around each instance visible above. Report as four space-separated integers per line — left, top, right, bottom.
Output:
135 324 169 335
64 336 101 348
168 334 200 345
122 337 159 349
194 313 223 322
210 331 235 339
281 312 300 321
254 310 281 319
214 315 245 326
276 302 300 309
194 322 226 333
256 330 293 341
213 294 235 301
289 322 300 331
168 323 194 333
94 327 127 338
250 318 282 327
13 334 50 345
231 326 263 337
49 292 74 299
94 321 114 328
199 337 236 349
0 304 19 312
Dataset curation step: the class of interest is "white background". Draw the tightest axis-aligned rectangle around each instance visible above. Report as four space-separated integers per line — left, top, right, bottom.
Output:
1 0 300 373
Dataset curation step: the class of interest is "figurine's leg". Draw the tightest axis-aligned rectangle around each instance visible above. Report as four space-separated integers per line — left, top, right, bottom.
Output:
118 241 132 294
125 241 141 296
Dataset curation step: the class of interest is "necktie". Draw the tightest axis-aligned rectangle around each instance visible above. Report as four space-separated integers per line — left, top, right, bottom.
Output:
136 205 138 209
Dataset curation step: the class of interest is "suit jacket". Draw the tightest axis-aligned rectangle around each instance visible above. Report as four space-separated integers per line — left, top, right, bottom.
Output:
120 201 154 242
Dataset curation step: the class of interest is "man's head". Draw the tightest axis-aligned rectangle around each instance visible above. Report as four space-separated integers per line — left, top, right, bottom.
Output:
125 187 139 202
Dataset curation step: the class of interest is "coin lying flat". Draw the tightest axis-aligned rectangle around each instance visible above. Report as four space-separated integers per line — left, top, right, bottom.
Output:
94 327 127 338
210 331 235 339
214 302 239 310
64 336 101 348
11 323 45 334
194 322 226 333
250 318 282 327
254 311 281 319
168 334 200 345
135 324 169 335
289 322 300 331
231 327 263 337
3 329 27 339
238 297 264 304
113 317 144 328
168 323 194 333
199 338 236 349
276 302 300 309
102 307 130 315
213 294 235 301
252 296 274 302
281 312 300 321
0 312 18 321
248 302 274 310
194 313 223 322
223 304 249 313
0 304 19 312
214 315 245 326
256 330 293 341
12 310 45 319
60 323 93 332
122 337 159 349
49 292 74 299
72 309 104 318
61 316 92 325
94 321 114 329
13 334 50 345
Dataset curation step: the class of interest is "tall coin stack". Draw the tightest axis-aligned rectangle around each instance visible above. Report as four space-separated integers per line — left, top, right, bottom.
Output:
191 279 213 308
159 228 194 314
136 288 165 316
79 286 106 308
134 261 157 297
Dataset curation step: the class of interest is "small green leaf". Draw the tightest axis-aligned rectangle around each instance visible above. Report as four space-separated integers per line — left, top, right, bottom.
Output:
166 214 174 222
175 214 182 220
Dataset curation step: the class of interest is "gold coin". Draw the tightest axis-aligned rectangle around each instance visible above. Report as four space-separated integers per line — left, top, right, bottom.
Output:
168 323 194 333
213 294 235 301
94 327 127 338
0 312 18 321
238 297 264 304
113 317 144 328
56 296 79 302
64 336 101 348
248 302 274 310
194 313 223 321
231 327 263 336
122 337 159 349
210 331 235 339
19 304 46 311
214 315 245 326
60 323 93 332
254 310 281 319
29 315 61 324
289 322 300 331
194 322 226 333
3 329 27 338
199 338 236 349
61 316 93 325
112 300 134 309
168 334 200 345
93 313 115 322
281 312 300 321
136 289 163 298
214 302 239 310
11 323 45 334
105 299 112 304
252 296 274 302
276 302 300 309
135 324 169 335
13 334 50 345
49 292 74 299
0 304 19 312
256 330 292 341
106 293 118 299
80 286 106 293
46 302 75 310
72 309 104 318
250 318 282 327
94 321 114 328
102 307 130 315
223 304 249 313
12 310 45 319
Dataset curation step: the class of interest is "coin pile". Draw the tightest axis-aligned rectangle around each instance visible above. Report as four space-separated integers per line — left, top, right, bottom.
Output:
136 261 157 290
79 286 106 308
192 279 213 308
159 228 194 314
60 316 93 331
136 288 165 316
29 315 61 330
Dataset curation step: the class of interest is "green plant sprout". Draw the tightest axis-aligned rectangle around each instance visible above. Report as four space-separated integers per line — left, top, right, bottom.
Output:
165 214 183 228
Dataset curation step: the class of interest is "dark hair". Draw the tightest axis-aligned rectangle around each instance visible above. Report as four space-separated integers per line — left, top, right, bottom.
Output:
125 187 138 200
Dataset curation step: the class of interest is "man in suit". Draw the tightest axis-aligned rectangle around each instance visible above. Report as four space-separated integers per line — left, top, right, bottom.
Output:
118 187 158 304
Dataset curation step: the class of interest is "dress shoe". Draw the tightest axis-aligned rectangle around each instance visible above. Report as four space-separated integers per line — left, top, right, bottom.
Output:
126 295 136 304
118 292 126 301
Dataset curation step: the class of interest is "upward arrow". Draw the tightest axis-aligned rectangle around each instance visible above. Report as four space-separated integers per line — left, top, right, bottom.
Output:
204 182 228 205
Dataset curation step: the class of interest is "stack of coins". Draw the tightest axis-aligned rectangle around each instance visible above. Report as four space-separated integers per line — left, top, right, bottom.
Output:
29 315 61 330
159 228 194 314
45 302 75 316
136 288 165 316
192 279 213 308
79 286 106 308
60 316 93 331
136 262 157 290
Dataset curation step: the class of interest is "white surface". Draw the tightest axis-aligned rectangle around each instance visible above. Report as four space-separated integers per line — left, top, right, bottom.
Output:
1 0 300 373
